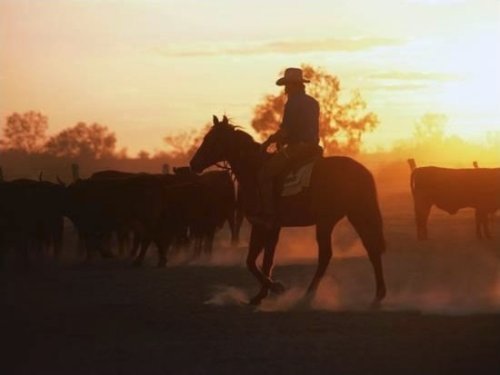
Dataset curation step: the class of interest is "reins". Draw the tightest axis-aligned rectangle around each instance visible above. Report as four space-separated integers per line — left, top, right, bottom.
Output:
215 161 237 182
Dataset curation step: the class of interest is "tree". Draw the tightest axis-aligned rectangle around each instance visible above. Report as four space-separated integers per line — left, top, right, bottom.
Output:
251 64 379 155
413 113 447 145
163 124 210 160
2 111 48 153
137 150 150 159
45 122 117 158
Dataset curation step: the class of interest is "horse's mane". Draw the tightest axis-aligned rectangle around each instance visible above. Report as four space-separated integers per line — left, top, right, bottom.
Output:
234 128 260 148
221 122 261 151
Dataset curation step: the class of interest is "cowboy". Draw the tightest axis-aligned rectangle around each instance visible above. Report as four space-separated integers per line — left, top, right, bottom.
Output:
256 67 321 225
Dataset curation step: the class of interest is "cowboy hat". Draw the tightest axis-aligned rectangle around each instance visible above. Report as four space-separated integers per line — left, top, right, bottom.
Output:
276 67 310 86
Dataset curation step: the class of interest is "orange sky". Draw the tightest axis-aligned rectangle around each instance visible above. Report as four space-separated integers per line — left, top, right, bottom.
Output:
1 0 499 155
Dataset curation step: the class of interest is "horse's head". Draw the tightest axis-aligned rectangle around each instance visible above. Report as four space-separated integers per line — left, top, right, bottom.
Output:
190 115 238 173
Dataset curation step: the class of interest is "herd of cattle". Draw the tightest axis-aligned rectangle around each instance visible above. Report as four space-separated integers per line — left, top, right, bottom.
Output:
0 169 241 267
0 162 498 268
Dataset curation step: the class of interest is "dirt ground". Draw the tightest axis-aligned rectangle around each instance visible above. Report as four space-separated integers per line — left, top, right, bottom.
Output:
2 190 500 374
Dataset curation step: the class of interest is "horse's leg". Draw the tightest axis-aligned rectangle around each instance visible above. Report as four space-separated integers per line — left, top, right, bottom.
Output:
249 226 281 305
233 206 244 246
476 209 491 239
52 217 63 261
83 235 95 263
155 233 172 268
247 225 274 305
192 225 203 259
129 231 141 258
414 197 431 240
203 226 215 256
227 210 237 246
348 213 387 306
76 228 86 257
306 219 336 295
116 227 129 256
99 232 114 258
484 213 492 239
475 209 483 239
133 237 151 267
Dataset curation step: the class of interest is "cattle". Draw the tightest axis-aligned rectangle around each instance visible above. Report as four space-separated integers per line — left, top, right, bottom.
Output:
410 165 500 239
88 170 178 257
67 170 229 265
121 177 218 265
65 174 183 266
0 179 66 267
89 169 238 257
174 169 237 254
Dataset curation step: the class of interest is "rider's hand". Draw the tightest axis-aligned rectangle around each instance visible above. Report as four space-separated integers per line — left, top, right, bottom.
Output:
260 140 271 153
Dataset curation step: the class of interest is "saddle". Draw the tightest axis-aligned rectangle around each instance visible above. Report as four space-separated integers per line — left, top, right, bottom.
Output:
280 161 315 197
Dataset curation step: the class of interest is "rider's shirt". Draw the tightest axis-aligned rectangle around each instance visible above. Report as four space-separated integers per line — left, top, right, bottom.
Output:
280 91 320 145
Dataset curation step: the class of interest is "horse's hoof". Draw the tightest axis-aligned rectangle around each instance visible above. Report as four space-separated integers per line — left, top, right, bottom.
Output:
248 288 269 306
269 281 286 295
248 297 262 306
132 259 143 267
157 259 167 268
376 287 386 301
370 291 385 310
249 294 266 306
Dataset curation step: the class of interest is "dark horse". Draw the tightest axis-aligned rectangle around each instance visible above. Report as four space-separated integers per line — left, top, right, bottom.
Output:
190 116 386 306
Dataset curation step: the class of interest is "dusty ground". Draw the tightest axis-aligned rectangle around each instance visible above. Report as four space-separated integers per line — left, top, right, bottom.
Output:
2 191 500 374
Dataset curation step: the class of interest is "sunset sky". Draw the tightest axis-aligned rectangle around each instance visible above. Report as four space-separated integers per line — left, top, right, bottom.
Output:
1 0 499 155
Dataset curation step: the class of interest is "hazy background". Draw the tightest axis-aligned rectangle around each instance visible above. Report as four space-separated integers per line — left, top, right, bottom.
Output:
1 0 499 155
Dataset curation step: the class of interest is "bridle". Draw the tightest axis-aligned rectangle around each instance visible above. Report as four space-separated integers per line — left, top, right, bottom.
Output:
215 161 237 182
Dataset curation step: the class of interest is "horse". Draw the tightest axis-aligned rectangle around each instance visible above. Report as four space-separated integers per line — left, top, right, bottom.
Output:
190 115 386 306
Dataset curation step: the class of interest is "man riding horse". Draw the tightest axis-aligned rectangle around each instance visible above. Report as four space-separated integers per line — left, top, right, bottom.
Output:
256 67 323 227
190 70 386 307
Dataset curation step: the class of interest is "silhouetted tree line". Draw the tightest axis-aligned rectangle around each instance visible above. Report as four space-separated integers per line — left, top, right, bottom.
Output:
0 111 198 181
2 65 498 183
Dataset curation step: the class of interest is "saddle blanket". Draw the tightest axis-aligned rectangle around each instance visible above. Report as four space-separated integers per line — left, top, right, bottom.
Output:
281 162 314 197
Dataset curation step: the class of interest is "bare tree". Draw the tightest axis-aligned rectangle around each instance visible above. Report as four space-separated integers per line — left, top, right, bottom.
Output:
163 124 210 160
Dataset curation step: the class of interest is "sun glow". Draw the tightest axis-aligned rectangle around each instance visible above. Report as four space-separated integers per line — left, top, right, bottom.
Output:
0 0 499 155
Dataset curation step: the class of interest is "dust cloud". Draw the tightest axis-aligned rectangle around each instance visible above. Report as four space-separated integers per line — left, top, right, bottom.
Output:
203 184 500 315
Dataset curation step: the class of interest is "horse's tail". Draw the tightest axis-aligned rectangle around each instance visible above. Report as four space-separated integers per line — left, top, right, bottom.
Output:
408 159 418 197
347 170 386 255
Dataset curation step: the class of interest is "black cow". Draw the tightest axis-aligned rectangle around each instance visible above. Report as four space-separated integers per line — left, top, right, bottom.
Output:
180 169 237 255
65 175 182 265
90 169 238 257
0 179 65 266
89 170 178 256
410 166 500 239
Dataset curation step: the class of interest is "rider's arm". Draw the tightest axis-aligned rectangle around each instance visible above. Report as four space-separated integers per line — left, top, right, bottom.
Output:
262 128 287 150
262 97 295 149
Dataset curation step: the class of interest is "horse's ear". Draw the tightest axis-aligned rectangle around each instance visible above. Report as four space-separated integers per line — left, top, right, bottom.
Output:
212 115 219 126
222 115 229 125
